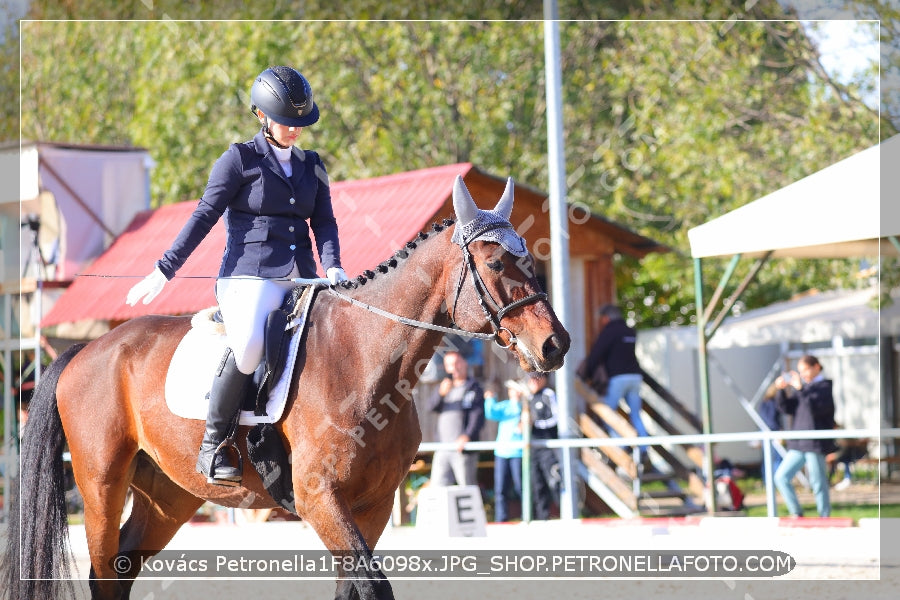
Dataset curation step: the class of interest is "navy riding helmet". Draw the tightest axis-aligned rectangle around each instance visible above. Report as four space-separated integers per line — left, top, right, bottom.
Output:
250 66 320 127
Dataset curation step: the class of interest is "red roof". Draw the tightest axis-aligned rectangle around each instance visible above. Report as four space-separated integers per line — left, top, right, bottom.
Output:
42 163 472 326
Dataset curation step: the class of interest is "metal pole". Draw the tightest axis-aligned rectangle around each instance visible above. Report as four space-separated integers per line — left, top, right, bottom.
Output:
521 403 532 522
543 0 578 520
2 295 13 520
694 257 716 513
35 278 42 386
762 433 776 517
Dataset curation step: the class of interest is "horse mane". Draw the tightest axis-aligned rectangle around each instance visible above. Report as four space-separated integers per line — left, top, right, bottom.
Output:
336 218 456 290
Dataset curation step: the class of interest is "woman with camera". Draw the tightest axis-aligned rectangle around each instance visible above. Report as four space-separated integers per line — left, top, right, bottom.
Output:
772 354 837 517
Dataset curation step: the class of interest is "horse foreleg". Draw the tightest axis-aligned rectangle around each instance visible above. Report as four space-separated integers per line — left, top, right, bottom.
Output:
333 495 399 600
114 457 205 597
298 490 395 600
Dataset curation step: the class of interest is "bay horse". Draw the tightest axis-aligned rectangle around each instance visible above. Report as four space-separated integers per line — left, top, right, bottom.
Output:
3 176 570 600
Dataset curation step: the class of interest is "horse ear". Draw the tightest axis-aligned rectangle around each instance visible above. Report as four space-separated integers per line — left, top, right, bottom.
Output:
493 177 514 221
452 175 479 225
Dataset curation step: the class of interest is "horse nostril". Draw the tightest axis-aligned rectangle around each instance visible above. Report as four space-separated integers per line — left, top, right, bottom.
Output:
542 333 568 362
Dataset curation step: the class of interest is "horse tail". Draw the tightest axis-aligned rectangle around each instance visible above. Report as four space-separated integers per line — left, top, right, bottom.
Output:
2 343 86 600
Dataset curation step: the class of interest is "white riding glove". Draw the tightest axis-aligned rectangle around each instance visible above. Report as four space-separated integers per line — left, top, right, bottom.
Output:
126 267 168 306
326 267 349 285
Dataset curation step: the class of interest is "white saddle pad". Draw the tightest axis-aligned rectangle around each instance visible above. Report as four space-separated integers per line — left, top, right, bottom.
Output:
165 301 310 425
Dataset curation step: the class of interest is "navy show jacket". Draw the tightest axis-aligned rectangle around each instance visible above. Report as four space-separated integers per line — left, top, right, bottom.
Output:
157 130 341 280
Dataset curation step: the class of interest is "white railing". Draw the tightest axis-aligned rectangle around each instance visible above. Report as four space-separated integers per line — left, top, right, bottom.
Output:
19 428 897 523
419 427 899 518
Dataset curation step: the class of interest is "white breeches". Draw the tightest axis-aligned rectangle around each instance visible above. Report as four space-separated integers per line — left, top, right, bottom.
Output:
215 272 299 375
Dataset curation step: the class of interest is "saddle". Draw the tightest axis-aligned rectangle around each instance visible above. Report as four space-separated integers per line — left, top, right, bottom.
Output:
165 284 317 424
252 284 308 415
246 285 314 515
165 283 320 513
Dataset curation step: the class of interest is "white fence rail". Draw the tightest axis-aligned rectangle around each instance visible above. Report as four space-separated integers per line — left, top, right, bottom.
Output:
420 427 899 518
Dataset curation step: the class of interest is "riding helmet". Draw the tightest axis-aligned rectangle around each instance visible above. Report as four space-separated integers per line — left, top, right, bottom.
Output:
250 66 319 127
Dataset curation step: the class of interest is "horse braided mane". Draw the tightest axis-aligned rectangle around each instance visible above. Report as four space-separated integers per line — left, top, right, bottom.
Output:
336 218 456 290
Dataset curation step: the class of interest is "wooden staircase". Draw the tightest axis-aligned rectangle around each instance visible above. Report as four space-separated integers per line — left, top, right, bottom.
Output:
574 371 706 517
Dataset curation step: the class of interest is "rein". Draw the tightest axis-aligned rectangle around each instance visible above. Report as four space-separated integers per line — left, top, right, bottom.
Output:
324 289 497 341
326 221 547 348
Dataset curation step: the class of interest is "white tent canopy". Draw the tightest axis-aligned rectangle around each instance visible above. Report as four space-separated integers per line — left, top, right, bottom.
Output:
688 135 900 259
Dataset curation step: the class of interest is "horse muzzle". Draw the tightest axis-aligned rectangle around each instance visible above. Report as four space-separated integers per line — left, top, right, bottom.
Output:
513 329 570 372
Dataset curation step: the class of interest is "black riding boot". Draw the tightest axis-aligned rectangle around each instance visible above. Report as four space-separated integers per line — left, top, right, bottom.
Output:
196 348 250 486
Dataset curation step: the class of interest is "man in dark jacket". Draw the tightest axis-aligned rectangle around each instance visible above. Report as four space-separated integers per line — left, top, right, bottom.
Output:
526 371 561 520
582 304 649 457
428 351 485 486
773 354 837 517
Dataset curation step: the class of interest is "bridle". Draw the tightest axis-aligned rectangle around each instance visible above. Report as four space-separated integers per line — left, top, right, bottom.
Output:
450 221 547 348
325 220 547 348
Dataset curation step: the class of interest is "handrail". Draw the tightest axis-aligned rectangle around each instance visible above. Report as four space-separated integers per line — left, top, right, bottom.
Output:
417 427 898 518
419 427 891 452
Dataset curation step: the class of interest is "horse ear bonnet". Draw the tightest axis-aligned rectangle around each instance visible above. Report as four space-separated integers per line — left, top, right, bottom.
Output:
451 175 528 257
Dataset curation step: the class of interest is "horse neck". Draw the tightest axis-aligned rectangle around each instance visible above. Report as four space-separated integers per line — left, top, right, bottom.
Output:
339 229 458 387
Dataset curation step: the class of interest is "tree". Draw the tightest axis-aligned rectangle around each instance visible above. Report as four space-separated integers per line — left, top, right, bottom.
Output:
12 4 888 326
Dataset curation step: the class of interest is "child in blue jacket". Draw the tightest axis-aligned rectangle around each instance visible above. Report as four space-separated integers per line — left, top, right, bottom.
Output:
485 381 525 522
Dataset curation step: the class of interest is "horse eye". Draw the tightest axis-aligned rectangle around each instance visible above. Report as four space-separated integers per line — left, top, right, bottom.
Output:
486 260 504 272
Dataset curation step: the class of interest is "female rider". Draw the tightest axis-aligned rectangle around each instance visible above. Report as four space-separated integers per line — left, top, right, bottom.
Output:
127 66 348 485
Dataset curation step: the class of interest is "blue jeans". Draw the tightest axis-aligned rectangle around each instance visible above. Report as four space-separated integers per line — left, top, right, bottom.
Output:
774 449 830 517
763 441 784 489
604 373 649 453
493 455 522 522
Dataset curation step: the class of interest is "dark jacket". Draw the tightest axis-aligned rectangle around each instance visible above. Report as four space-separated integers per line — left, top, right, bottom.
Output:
583 318 641 378
776 378 837 454
758 397 782 431
157 130 341 280
428 379 485 442
530 386 559 440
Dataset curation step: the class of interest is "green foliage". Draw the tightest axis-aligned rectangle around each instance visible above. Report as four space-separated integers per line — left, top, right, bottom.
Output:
9 2 893 327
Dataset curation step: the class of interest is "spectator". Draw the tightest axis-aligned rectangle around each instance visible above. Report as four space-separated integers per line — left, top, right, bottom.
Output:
427 351 485 487
773 355 837 517
484 381 525 522
526 371 560 520
582 303 649 459
756 386 784 486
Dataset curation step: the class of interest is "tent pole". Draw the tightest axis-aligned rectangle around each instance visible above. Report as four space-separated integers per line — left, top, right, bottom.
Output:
705 251 772 340
694 257 716 514
889 235 900 255
702 254 741 324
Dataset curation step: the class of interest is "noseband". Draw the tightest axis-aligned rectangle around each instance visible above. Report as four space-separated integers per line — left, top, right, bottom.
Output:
451 221 548 348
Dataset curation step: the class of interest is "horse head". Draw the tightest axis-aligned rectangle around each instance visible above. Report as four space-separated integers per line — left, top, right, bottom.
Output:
448 175 570 372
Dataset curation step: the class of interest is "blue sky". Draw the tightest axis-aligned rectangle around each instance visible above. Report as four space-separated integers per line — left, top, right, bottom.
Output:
803 20 880 80
802 20 880 107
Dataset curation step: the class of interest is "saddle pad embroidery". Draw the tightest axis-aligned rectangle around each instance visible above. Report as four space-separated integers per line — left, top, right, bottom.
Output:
164 288 315 425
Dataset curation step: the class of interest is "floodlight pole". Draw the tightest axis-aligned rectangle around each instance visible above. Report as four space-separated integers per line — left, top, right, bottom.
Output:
544 0 578 520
